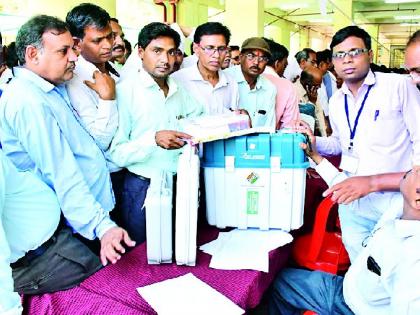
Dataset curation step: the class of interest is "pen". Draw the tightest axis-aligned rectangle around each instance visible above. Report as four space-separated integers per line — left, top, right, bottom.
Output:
374 110 380 121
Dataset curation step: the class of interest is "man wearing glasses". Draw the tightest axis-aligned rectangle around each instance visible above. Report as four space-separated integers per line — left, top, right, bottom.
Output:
224 37 276 128
303 25 420 262
405 29 420 90
171 22 239 114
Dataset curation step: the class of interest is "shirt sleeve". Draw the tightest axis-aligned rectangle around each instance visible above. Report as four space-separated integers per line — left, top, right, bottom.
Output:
66 81 118 151
399 77 420 165
110 83 158 167
0 156 23 315
10 102 116 240
314 158 349 187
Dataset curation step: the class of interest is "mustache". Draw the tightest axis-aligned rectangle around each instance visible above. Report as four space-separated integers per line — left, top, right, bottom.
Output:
113 45 125 51
250 66 260 71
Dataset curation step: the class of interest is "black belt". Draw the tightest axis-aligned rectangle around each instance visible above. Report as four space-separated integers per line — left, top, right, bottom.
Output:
11 231 58 269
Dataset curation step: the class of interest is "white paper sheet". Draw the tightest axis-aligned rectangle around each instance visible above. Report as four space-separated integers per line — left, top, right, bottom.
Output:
137 273 244 315
199 229 293 272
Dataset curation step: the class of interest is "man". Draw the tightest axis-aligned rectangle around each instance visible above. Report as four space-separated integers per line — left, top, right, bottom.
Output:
171 22 239 114
0 15 134 267
295 48 317 70
405 30 420 88
316 49 337 134
269 160 420 314
109 18 126 68
263 38 299 129
110 22 203 243
0 149 102 314
221 47 231 70
295 65 327 136
224 37 276 128
229 45 240 66
65 4 126 226
309 26 420 261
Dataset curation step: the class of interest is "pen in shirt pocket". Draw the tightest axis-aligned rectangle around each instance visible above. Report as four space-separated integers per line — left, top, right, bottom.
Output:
257 110 266 115
374 110 380 121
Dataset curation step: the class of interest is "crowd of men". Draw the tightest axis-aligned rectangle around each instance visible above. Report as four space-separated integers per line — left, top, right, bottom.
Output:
0 3 419 314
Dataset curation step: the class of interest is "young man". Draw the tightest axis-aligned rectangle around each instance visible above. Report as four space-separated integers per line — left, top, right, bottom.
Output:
308 26 420 261
269 161 420 315
65 4 126 226
405 30 420 88
224 37 276 128
110 22 203 243
263 38 299 129
171 22 239 114
0 15 134 268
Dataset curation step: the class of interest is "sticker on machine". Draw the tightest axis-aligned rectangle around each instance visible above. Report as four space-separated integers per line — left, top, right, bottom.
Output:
246 171 259 184
246 190 259 215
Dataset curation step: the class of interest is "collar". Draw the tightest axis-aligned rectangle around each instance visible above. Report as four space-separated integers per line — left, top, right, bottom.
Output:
341 69 376 96
263 66 278 77
394 219 420 238
138 68 178 98
14 67 57 93
230 65 264 90
75 55 119 79
191 63 229 88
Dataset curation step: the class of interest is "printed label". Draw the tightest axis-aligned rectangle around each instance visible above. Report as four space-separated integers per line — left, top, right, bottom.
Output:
247 190 259 215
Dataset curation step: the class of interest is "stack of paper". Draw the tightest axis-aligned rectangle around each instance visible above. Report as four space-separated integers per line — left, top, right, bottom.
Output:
137 273 244 315
200 229 293 272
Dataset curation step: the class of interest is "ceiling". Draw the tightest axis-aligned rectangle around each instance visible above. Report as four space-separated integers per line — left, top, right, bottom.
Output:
264 0 420 44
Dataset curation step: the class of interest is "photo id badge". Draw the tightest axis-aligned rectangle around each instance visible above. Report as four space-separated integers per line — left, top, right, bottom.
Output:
340 153 359 174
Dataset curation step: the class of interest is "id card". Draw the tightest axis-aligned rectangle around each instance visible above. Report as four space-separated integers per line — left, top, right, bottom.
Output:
340 153 359 174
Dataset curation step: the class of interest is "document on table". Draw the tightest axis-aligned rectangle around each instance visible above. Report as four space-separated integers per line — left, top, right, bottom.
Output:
200 229 293 272
137 273 244 315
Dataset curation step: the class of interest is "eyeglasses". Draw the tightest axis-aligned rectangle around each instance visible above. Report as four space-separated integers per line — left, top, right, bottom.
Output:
198 45 229 56
332 48 369 59
244 53 269 63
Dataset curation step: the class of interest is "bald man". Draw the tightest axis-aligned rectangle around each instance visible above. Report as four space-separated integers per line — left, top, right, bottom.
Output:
294 65 327 136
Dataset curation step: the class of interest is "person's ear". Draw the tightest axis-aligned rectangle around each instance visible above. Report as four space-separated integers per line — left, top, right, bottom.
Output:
26 45 39 65
138 46 145 60
192 42 200 55
368 49 373 64
72 37 82 51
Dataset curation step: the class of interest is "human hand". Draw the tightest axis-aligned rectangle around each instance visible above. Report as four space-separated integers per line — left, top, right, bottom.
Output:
84 70 116 100
155 130 191 149
305 84 318 103
100 227 135 266
323 176 374 204
234 108 252 128
293 120 322 164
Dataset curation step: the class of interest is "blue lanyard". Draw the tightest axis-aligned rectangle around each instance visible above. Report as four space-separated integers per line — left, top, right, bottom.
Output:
344 84 373 151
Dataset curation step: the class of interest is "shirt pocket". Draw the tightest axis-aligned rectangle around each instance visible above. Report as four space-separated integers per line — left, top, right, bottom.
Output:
358 267 389 307
252 110 268 127
369 109 403 147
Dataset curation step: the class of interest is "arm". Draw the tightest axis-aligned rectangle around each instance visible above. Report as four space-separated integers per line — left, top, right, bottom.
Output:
12 102 116 240
0 156 22 315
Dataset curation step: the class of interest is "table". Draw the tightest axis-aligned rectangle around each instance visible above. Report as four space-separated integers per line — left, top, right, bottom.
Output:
23 226 291 315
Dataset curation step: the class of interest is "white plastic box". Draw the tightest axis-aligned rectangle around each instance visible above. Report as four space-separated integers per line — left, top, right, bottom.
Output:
202 132 309 231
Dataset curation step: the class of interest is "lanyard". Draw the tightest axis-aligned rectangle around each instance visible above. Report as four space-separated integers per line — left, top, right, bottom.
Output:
344 84 373 151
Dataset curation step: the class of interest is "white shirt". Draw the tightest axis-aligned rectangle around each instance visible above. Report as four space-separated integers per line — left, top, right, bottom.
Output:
343 212 420 315
318 71 338 116
66 55 119 152
317 70 420 176
171 63 239 114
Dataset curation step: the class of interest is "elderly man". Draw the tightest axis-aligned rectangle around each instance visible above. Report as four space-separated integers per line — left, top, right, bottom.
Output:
263 38 299 129
172 22 239 114
224 37 276 128
295 48 317 70
110 22 203 243
405 30 420 89
0 15 134 269
307 26 420 261
110 18 126 68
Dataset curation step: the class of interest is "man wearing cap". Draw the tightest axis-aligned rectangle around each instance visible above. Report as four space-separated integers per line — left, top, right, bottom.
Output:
224 37 276 128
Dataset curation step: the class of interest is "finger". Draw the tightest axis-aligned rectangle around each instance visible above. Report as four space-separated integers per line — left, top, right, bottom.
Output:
105 244 120 264
92 70 101 79
100 248 108 266
173 131 191 139
84 80 96 90
123 230 136 247
111 237 125 254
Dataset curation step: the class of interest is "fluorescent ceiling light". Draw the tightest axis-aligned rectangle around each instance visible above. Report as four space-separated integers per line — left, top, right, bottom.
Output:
385 0 420 3
400 22 420 26
395 15 420 20
279 3 309 10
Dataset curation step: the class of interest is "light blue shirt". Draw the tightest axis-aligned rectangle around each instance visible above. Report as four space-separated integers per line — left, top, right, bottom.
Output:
0 150 61 314
110 69 203 178
224 65 276 128
0 67 116 240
